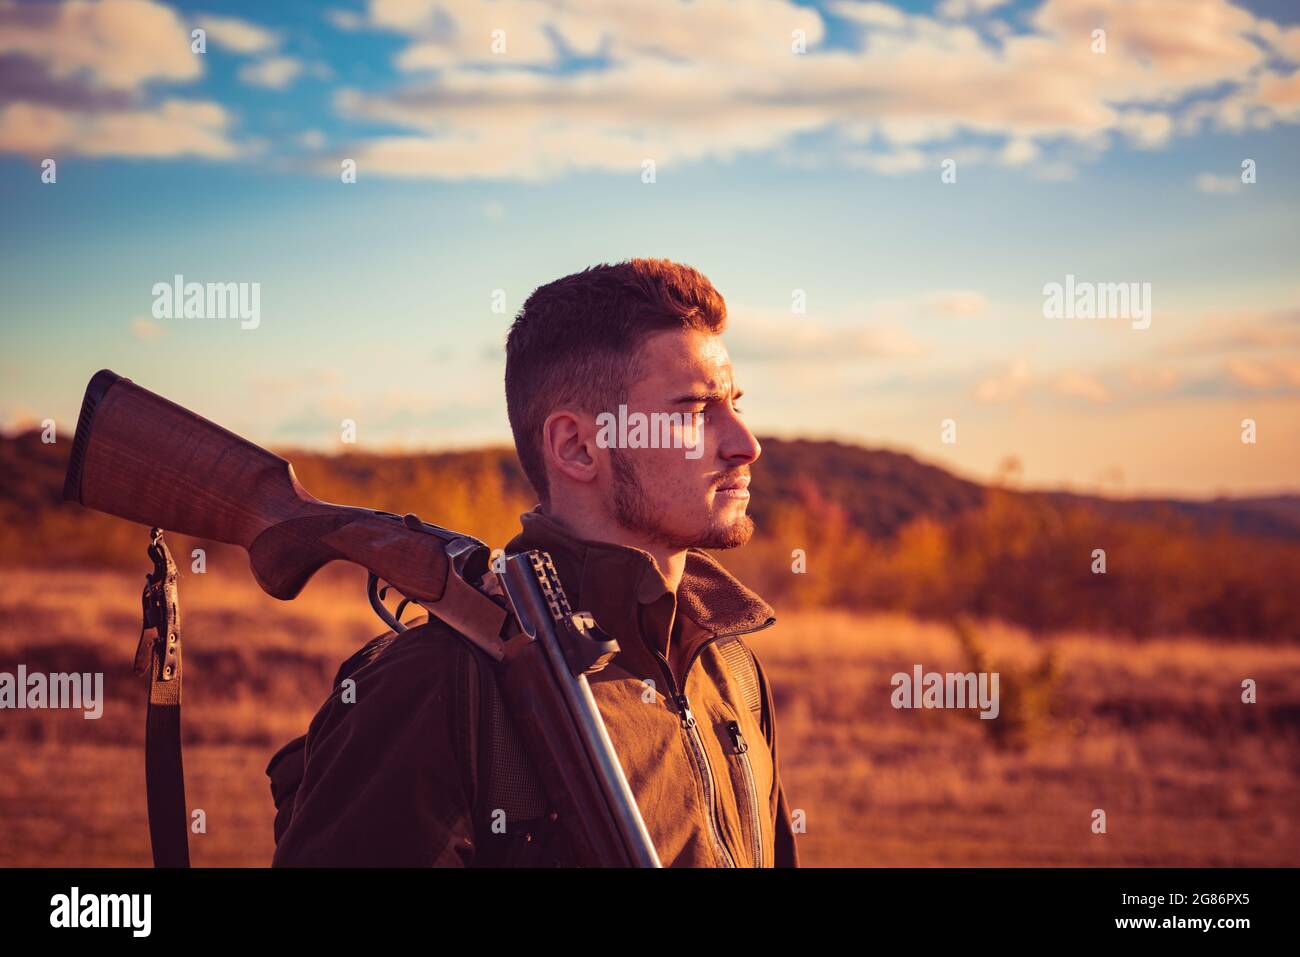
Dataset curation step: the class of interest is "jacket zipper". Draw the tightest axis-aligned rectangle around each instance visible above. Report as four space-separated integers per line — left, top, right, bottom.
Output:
726 719 765 869
650 616 775 869
669 689 734 868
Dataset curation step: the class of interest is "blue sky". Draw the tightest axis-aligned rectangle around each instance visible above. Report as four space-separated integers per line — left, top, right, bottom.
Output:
1 0 1298 496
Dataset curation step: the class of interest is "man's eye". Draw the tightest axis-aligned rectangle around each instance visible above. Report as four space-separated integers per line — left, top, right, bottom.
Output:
687 405 740 418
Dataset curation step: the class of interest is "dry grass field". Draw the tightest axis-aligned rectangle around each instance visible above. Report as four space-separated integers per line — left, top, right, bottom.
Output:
1 566 1297 866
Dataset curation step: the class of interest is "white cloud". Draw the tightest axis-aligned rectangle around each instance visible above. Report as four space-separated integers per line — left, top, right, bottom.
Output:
1054 371 1111 404
197 14 279 54
828 2 909 29
1000 138 1039 166
968 364 1114 407
937 0 1012 19
727 310 925 362
129 315 167 341
842 147 929 174
923 290 988 318
1115 110 1174 149
1195 172 1243 195
1124 366 1180 393
1166 308 1300 356
4 0 1297 179
329 0 1299 181
0 1 251 160
238 56 303 90
1226 357 1300 390
974 359 1032 403
0 99 238 158
0 0 200 90
325 8 366 32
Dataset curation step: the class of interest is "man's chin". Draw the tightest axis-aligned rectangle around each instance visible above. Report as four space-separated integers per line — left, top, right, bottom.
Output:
630 513 754 552
690 514 755 550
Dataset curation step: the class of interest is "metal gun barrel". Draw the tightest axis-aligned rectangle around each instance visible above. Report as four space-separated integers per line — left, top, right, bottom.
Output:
500 551 661 868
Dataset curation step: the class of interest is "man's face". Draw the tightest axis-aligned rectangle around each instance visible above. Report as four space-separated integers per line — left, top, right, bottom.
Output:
605 328 761 551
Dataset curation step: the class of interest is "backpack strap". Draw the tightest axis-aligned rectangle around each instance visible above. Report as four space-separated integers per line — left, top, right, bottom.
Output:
716 636 764 723
466 643 548 824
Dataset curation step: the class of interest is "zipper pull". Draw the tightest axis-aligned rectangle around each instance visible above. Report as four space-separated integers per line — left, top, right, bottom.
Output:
726 720 748 754
672 693 697 729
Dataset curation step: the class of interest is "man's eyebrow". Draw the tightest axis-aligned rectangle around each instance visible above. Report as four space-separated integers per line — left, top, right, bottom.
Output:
670 388 743 404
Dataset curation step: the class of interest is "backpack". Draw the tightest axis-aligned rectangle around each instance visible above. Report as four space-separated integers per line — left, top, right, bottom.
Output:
264 618 766 865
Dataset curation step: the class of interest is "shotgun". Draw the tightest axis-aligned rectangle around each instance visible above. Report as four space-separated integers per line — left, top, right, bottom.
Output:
63 369 661 868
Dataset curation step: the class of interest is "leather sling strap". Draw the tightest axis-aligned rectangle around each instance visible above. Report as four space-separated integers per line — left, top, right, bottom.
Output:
135 528 190 868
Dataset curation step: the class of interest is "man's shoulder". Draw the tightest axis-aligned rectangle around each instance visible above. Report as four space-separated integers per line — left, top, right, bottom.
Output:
277 616 487 866
314 616 490 725
296 616 491 775
351 617 483 683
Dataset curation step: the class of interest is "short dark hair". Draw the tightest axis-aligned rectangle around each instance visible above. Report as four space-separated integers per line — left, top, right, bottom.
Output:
505 258 727 502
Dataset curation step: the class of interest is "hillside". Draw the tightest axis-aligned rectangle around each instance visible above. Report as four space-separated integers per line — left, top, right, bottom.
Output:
2 429 1298 640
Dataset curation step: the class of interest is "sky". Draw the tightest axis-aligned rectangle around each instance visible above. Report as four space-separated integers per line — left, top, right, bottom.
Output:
1 0 1298 498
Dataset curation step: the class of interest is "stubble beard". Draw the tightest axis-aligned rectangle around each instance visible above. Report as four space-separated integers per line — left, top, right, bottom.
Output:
609 448 755 551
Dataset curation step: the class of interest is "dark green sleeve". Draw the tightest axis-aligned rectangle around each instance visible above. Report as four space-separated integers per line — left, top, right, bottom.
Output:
272 622 481 867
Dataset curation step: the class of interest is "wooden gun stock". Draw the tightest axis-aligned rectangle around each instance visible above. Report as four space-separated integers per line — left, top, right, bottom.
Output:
63 370 452 603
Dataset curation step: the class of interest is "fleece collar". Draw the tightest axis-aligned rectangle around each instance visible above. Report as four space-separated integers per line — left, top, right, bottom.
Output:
504 507 775 684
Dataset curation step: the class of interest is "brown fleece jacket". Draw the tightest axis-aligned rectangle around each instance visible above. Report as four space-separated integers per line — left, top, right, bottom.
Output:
272 508 799 867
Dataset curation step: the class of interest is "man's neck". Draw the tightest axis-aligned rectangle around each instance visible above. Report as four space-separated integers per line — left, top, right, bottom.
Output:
540 504 687 592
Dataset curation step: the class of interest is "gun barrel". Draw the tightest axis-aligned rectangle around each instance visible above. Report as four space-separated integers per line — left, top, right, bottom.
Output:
499 551 662 867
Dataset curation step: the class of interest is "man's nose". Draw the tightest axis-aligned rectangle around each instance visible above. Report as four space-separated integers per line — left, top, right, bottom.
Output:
719 414 761 466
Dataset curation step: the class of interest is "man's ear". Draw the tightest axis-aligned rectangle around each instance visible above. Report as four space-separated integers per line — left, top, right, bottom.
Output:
542 409 600 486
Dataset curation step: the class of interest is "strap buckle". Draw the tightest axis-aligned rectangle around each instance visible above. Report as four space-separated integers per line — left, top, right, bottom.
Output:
136 527 180 682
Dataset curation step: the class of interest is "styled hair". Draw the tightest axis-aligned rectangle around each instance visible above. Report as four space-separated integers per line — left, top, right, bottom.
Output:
505 258 727 502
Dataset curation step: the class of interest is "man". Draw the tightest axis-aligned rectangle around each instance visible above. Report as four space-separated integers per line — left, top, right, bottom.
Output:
272 258 798 867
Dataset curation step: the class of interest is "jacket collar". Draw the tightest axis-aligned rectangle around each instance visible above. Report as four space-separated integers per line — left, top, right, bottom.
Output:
504 507 775 683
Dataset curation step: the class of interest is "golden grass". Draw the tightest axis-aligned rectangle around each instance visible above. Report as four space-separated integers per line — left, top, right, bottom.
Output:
1 572 1296 866
755 611 1300 865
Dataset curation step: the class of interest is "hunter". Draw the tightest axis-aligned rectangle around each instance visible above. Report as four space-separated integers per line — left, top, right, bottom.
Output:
271 258 799 867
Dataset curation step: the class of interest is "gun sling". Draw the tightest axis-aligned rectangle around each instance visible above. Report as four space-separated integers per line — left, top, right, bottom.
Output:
135 528 190 868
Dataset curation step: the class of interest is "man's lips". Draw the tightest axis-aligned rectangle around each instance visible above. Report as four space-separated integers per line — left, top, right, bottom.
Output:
714 475 751 498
